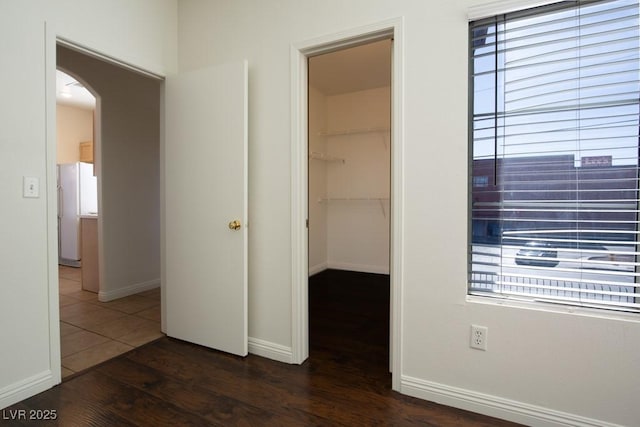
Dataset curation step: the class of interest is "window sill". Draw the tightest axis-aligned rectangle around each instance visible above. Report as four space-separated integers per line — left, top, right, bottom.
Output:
466 294 640 324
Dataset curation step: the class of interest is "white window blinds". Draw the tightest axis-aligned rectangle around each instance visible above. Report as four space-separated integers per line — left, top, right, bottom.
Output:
469 0 640 312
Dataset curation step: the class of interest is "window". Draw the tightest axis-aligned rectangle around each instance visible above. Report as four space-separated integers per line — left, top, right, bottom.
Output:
469 0 640 312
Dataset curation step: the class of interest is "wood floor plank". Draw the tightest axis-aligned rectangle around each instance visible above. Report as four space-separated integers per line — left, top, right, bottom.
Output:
96 356 316 426
69 371 210 426
11 375 138 427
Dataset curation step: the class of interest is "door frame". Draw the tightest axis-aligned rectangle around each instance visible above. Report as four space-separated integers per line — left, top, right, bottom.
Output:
290 17 404 391
45 24 165 386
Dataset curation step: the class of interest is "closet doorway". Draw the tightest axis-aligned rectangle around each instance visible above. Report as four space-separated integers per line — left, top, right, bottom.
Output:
307 39 392 375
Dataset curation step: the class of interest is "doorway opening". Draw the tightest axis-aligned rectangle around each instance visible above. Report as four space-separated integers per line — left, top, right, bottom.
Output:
55 44 163 379
307 39 392 376
291 19 403 390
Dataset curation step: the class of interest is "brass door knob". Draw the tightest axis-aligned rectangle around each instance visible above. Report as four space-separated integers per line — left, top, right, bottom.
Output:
228 220 241 230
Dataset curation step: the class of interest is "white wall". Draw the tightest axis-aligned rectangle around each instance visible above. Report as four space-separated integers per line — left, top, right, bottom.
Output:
309 86 391 276
56 104 93 164
177 1 640 426
0 0 176 409
57 46 161 302
325 87 390 274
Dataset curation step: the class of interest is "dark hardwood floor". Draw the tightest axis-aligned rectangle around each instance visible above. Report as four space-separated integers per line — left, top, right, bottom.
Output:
4 270 522 426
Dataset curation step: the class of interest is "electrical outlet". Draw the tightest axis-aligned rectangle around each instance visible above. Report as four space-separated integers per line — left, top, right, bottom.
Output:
470 325 488 351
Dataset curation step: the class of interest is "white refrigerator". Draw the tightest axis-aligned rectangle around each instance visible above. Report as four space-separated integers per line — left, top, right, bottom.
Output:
57 162 98 267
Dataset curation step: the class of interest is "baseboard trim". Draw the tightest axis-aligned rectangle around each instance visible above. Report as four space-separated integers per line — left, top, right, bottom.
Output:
0 371 55 410
98 279 160 302
401 375 622 427
308 262 328 276
58 257 81 268
248 337 293 364
327 261 389 275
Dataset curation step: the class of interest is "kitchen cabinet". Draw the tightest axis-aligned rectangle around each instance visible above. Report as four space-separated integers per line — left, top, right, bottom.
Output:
80 216 99 292
79 141 94 163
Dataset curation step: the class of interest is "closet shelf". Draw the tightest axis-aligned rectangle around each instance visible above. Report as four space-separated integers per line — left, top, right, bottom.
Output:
319 127 390 150
318 127 390 136
318 197 390 218
309 151 345 163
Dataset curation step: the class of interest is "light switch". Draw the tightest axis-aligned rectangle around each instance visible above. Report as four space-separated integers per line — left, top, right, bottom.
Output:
23 176 39 198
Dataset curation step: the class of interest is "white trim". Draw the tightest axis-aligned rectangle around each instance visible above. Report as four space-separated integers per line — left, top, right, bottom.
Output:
327 261 389 275
98 279 160 302
56 37 165 80
468 0 565 20
160 77 167 335
466 295 640 324
309 262 391 276
0 371 55 410
299 30 395 58
45 22 62 389
388 18 405 391
308 262 328 276
290 42 309 365
401 375 624 427
248 337 293 364
290 17 405 393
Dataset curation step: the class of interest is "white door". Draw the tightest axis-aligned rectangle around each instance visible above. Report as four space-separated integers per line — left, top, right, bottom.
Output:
165 61 248 356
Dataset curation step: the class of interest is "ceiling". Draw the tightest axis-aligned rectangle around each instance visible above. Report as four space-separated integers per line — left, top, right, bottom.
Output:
56 70 96 110
309 39 392 96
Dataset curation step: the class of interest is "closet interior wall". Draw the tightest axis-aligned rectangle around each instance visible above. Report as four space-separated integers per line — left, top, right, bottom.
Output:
308 82 391 276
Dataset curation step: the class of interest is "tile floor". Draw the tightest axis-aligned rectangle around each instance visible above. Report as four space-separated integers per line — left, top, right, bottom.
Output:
59 265 163 379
